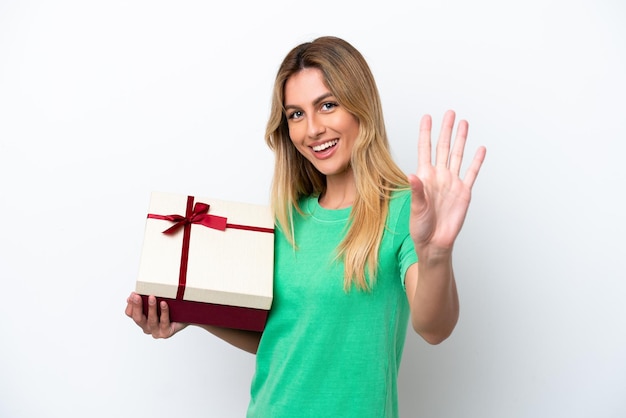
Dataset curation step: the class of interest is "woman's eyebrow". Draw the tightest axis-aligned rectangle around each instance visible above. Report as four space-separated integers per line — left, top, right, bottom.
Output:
284 92 334 110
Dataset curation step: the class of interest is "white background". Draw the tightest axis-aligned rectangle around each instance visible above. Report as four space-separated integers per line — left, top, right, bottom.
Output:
1 1 625 417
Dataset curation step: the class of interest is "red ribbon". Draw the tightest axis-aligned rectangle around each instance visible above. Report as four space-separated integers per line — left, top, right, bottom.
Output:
148 201 228 235
147 196 274 300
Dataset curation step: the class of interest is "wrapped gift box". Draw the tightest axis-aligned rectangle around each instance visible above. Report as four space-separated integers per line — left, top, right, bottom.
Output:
136 191 274 331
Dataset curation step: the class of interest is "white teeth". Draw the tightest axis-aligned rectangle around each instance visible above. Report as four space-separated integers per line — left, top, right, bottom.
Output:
312 140 338 152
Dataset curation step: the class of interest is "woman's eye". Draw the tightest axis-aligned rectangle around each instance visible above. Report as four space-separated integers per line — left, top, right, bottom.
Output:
288 110 303 120
321 102 337 111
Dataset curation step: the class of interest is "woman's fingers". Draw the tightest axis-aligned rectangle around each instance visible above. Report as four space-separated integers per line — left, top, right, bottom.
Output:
408 174 427 216
427 111 481 184
126 292 179 338
417 114 433 169
146 295 160 335
158 301 174 338
435 110 456 168
126 293 147 329
420 110 469 174
124 295 134 318
463 146 487 189
449 119 468 176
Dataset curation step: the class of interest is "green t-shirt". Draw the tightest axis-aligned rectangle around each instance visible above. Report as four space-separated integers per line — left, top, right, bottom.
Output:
247 190 418 418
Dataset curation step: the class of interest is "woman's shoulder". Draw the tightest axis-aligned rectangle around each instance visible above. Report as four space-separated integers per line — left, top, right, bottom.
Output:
383 187 412 224
389 187 412 208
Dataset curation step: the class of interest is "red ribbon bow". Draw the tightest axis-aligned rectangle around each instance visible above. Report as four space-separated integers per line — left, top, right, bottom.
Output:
149 202 227 235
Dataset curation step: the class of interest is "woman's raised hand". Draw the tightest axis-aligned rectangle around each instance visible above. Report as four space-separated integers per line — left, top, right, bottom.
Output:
408 110 486 256
125 292 188 339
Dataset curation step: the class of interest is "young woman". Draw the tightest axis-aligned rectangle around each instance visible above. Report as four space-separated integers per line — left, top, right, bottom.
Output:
126 36 486 417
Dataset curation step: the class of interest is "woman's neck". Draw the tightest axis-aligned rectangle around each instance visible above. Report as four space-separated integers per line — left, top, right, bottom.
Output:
319 170 356 209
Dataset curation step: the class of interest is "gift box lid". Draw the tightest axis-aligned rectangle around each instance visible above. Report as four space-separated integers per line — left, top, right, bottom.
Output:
136 191 274 310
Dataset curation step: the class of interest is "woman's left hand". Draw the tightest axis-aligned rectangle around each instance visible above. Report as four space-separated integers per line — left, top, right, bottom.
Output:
408 110 486 256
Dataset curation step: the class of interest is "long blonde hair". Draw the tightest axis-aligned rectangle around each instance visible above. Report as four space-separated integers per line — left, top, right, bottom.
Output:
266 36 409 291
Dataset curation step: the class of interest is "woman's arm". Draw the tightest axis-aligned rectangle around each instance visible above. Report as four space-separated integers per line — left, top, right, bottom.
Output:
125 293 261 354
196 324 262 354
404 255 458 345
405 110 485 344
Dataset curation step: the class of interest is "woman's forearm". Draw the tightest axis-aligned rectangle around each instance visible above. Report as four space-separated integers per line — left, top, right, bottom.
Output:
406 251 459 345
196 324 262 354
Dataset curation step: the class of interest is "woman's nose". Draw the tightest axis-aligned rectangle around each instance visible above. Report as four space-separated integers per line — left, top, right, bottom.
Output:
307 114 325 138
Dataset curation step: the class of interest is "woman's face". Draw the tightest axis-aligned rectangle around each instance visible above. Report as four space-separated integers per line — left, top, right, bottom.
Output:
284 68 359 180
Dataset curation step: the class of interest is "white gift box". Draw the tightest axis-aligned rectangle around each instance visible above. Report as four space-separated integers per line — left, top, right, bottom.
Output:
136 191 274 331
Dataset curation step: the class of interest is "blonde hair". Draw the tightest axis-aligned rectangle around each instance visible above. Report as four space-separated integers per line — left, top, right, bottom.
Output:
266 36 409 291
